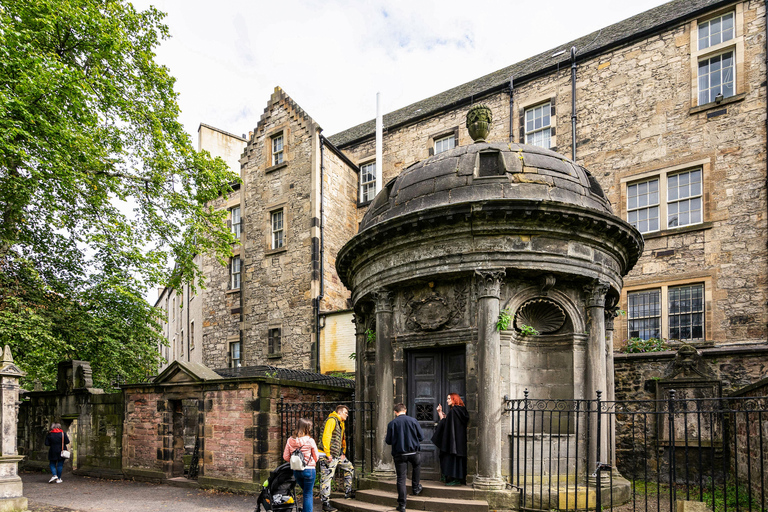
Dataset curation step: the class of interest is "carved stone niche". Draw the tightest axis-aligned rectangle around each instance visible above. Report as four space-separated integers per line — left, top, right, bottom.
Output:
402 282 468 333
514 298 566 334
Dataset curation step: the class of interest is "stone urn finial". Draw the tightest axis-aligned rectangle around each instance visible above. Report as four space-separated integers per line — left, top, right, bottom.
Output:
466 104 493 142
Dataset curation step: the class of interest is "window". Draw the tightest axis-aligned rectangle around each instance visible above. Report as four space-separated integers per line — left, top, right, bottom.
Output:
628 289 661 340
231 206 241 239
698 51 734 105
434 134 456 154
272 134 284 166
627 179 659 233
230 256 241 289
626 168 702 234
180 330 184 356
668 284 704 341
525 103 551 149
360 162 376 203
190 321 195 350
667 169 702 228
698 12 734 50
230 341 242 368
271 210 284 249
627 283 705 342
268 328 281 356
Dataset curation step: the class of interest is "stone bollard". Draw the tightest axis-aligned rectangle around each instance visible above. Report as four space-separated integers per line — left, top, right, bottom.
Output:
0 346 27 511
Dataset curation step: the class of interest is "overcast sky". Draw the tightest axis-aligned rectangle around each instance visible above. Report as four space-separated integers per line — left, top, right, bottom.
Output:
133 0 671 145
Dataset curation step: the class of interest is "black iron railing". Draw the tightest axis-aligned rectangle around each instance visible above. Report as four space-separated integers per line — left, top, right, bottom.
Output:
278 396 375 475
504 391 768 512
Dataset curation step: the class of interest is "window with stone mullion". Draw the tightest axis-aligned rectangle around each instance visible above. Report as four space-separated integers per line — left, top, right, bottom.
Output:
627 178 660 233
668 284 704 341
628 289 661 340
268 328 281 355
667 170 702 228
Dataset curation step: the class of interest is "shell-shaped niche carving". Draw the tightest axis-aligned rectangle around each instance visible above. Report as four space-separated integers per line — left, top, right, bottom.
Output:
514 299 566 334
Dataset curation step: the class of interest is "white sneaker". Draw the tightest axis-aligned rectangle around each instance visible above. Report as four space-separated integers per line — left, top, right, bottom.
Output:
48 476 57 483
56 479 62 483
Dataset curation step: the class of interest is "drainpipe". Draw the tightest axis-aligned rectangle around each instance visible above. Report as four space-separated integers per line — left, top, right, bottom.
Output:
508 76 514 142
571 46 578 161
316 136 326 373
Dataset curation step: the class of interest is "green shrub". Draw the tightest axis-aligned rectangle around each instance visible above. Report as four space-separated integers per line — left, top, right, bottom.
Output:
624 337 668 353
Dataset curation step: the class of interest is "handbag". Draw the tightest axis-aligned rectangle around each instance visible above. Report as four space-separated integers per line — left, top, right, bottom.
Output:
60 432 70 459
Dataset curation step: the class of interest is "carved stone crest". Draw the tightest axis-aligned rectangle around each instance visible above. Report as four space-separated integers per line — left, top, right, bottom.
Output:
403 283 467 332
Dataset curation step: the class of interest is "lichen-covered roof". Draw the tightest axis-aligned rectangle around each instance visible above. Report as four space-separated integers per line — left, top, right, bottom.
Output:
327 0 729 148
359 142 612 231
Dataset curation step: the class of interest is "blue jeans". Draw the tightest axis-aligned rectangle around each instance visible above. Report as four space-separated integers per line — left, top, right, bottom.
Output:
293 467 316 512
49 460 63 478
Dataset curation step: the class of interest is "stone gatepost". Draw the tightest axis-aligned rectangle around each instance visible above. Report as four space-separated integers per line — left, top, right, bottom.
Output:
372 289 395 477
474 269 506 490
0 346 27 511
605 305 619 470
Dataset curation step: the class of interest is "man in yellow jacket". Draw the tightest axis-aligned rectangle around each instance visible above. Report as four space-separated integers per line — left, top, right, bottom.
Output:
318 405 354 512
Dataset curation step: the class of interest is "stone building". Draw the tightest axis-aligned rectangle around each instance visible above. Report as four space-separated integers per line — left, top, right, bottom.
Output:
160 0 767 395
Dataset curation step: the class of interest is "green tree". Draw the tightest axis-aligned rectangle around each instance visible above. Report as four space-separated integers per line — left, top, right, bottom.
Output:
0 0 239 389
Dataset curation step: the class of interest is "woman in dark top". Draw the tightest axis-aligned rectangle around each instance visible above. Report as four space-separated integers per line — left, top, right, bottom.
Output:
44 423 70 483
431 393 469 486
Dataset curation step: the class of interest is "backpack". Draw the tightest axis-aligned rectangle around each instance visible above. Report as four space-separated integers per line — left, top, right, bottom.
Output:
290 445 306 470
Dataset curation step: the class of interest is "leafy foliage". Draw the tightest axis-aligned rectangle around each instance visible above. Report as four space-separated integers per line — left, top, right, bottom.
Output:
496 308 512 331
624 337 669 353
0 0 239 389
365 328 376 344
519 324 540 337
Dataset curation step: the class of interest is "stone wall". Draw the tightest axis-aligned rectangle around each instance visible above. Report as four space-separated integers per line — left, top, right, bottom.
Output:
122 389 164 477
732 377 768 510
240 87 319 370
202 189 243 370
19 362 124 478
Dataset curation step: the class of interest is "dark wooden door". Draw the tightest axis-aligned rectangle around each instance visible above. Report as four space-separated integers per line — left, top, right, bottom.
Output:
406 347 466 480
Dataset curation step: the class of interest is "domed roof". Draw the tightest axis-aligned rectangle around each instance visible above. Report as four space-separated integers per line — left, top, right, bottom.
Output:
360 142 612 232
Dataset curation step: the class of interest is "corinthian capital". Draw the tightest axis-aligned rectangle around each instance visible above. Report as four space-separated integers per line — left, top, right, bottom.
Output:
584 280 610 308
475 269 506 299
373 289 394 313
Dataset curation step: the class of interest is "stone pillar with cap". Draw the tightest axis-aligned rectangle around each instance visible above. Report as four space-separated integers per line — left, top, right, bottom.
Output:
372 289 395 477
0 346 27 511
584 281 609 480
474 269 506 490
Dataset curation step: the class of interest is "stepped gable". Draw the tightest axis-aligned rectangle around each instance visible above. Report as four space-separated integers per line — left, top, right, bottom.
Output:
252 86 317 141
327 0 726 147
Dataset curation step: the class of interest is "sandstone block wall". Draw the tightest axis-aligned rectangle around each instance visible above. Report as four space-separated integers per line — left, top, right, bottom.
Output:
240 88 318 370
122 390 164 473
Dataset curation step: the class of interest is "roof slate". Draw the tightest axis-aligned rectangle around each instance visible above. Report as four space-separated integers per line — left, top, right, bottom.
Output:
327 0 731 148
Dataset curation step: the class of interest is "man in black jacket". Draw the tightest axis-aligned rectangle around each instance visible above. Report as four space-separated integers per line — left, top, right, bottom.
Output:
385 403 424 512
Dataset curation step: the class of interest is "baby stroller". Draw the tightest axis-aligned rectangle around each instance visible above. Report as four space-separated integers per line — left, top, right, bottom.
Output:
256 462 299 512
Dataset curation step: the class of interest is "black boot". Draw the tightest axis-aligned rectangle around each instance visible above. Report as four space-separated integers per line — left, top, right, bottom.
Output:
322 501 337 512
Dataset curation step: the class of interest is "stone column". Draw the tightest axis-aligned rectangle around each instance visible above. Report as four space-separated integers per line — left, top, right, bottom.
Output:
604 305 619 470
0 346 27 511
372 290 395 477
352 312 366 472
473 269 506 490
584 281 609 482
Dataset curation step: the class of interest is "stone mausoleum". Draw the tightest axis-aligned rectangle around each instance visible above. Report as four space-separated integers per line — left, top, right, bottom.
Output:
336 107 643 498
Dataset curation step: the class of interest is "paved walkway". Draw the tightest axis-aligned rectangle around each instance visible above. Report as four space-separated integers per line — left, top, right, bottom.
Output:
22 472 260 512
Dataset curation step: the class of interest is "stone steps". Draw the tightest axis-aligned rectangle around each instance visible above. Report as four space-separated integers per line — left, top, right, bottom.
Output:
330 479 489 512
